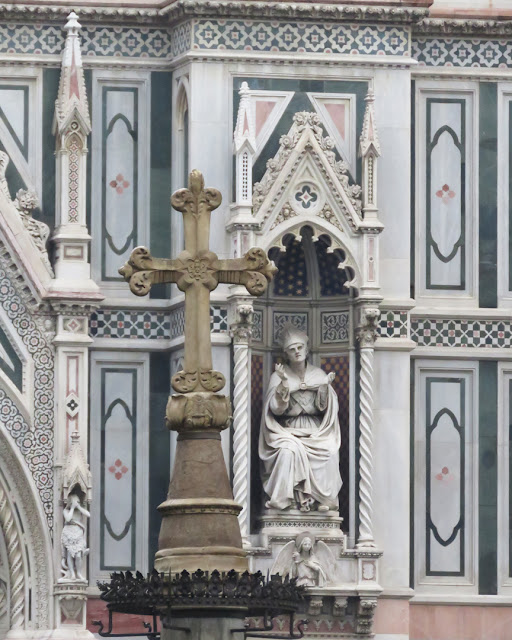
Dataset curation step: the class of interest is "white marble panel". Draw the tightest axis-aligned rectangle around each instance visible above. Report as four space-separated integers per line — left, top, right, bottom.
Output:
414 360 478 593
373 350 411 590
90 352 149 583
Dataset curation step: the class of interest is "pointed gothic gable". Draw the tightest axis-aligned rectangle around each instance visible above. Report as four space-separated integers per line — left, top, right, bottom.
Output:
252 111 364 237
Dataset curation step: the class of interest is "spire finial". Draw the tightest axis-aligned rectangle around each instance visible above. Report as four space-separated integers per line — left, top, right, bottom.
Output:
64 11 81 35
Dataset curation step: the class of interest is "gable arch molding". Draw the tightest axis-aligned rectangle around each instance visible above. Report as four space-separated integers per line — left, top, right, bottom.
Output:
0 427 52 635
257 219 363 295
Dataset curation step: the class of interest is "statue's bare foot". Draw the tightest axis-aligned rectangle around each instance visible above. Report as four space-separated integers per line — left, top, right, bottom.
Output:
318 504 330 512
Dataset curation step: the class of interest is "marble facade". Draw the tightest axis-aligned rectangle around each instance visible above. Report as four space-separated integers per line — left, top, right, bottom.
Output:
0 1 511 639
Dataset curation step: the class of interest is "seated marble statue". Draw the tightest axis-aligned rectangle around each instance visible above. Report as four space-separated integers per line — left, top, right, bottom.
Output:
259 324 342 512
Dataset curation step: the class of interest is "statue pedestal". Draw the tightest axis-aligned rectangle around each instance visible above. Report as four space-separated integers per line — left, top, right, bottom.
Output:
248 509 382 636
259 509 345 545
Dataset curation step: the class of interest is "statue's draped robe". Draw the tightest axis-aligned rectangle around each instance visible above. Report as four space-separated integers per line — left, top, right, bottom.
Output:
259 363 342 510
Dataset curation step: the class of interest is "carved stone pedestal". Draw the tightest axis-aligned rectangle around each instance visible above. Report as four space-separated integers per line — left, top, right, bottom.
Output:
250 510 382 637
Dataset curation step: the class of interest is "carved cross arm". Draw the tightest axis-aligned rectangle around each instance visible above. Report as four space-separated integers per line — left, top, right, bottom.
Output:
118 246 182 296
215 248 277 296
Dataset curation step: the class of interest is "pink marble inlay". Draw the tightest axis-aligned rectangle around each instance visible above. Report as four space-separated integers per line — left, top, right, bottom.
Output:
324 103 346 140
255 100 276 137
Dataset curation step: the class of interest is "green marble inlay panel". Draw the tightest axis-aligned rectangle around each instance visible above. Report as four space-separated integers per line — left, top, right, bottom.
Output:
509 101 512 295
479 83 497 308
149 72 172 300
426 98 466 291
42 69 59 234
425 377 465 577
0 324 22 390
101 87 138 281
148 352 170 565
100 368 137 571
509 378 512 578
479 360 497 594
0 85 28 159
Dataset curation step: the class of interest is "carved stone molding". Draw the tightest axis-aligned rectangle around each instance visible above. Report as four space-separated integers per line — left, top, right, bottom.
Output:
415 17 512 36
0 432 52 629
253 112 363 230
0 2 429 26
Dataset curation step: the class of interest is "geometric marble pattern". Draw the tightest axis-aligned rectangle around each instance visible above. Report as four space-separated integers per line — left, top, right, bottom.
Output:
379 311 409 339
411 318 512 348
0 23 171 58
90 306 229 340
194 20 410 56
0 266 54 529
90 310 170 339
413 37 512 68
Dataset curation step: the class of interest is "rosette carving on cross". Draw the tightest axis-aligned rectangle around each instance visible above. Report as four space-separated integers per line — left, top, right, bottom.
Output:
119 170 276 433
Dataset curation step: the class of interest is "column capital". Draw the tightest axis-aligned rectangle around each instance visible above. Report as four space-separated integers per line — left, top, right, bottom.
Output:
357 306 380 347
230 302 253 345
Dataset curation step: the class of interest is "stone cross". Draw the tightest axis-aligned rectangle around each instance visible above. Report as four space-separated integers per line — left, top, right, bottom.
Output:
119 169 275 395
119 170 276 575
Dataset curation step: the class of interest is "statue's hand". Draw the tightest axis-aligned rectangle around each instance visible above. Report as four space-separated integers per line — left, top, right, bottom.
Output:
327 371 335 384
292 551 301 563
275 363 289 386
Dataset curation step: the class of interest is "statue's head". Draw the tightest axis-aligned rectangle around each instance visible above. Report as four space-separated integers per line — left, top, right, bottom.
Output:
296 531 315 553
281 324 308 364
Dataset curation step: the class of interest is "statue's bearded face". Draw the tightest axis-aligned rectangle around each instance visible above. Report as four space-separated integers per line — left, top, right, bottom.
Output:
284 340 307 364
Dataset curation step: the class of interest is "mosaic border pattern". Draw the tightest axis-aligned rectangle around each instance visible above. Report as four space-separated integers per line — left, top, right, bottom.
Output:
0 23 171 58
412 318 512 348
413 37 512 68
90 306 228 340
379 311 409 339
0 266 54 530
193 20 410 56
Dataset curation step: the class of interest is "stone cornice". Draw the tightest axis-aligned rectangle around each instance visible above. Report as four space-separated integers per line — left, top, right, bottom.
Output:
415 17 512 36
159 1 429 24
0 1 429 26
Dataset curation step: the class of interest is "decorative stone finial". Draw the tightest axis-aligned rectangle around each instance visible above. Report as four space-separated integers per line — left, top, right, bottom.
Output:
360 91 381 159
54 10 91 135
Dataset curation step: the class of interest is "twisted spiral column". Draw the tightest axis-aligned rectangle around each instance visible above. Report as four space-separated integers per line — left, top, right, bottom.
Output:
0 483 25 629
356 308 379 548
230 305 253 545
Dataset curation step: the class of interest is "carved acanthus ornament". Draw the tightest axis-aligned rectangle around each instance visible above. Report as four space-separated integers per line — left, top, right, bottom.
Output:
0 2 429 25
270 204 297 230
0 151 52 274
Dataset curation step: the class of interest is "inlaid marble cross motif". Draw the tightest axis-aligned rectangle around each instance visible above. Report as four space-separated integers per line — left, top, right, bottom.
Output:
119 169 276 395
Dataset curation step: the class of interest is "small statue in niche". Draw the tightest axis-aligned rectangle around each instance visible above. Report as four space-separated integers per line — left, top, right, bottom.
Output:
259 324 342 512
60 490 90 582
271 531 337 588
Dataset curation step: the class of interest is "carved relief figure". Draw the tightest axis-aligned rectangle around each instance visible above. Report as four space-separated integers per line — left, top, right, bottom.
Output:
259 325 342 512
60 491 90 582
271 532 336 587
